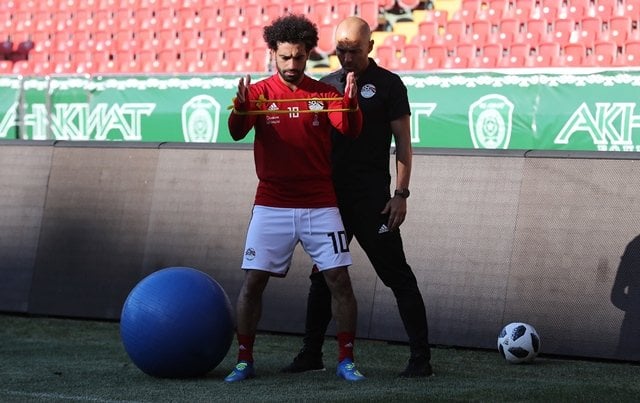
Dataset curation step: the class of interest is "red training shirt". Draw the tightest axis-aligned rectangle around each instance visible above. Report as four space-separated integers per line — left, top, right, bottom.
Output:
228 74 362 208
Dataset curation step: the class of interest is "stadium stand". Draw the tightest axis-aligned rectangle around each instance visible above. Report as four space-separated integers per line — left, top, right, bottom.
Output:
0 0 639 75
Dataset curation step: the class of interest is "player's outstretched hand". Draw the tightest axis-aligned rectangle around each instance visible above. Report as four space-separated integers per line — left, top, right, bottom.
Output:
236 74 251 104
344 72 357 99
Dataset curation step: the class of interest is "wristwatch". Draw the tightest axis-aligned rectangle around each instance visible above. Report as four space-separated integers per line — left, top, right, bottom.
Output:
394 188 410 198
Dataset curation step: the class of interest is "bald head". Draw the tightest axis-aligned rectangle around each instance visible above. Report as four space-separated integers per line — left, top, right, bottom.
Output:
335 16 372 44
334 17 373 75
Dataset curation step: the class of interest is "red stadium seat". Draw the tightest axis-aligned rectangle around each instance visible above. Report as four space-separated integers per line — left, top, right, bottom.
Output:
537 41 561 58
374 44 395 66
455 42 478 58
427 44 448 60
497 54 526 67
624 40 640 58
524 54 552 67
482 42 504 58
316 23 336 56
470 54 499 68
443 55 470 69
358 0 380 30
335 0 357 22
418 55 443 70
12 60 33 75
592 52 615 66
613 52 638 66
526 18 550 38
564 43 586 59
383 34 408 53
418 20 439 36
593 40 617 59
580 16 603 35
0 60 12 73
423 9 448 29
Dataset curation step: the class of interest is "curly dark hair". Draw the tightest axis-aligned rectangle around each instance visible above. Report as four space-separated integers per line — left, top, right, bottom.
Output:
263 14 319 52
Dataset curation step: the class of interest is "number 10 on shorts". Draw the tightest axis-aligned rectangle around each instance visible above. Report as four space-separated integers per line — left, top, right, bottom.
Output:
327 231 349 254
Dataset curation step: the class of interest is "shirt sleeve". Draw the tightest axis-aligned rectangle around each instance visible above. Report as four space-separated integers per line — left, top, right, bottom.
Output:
227 90 258 141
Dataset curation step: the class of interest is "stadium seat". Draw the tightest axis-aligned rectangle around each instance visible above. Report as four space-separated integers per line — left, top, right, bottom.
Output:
624 40 640 58
374 44 395 66
592 3 614 20
443 55 469 69
359 0 380 30
499 18 521 36
564 43 586 60
12 60 33 75
592 52 615 66
580 16 603 35
551 28 577 46
443 19 468 49
497 54 525 67
554 53 583 66
593 40 617 59
483 42 504 58
410 33 438 48
485 6 506 26
423 9 448 30
263 3 284 24
403 41 423 59
509 0 535 22
524 54 552 66
608 16 632 47
0 60 12 73
419 55 443 70
418 20 439 36
427 44 448 60
455 42 478 58
383 34 408 53
526 18 550 38
335 0 357 22
316 22 336 56
471 19 492 39
538 41 561 58
559 3 586 21
470 54 499 68
248 46 270 72
553 17 576 35
613 52 638 66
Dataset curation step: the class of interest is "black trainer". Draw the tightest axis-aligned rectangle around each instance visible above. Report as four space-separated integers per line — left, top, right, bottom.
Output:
399 357 434 378
281 350 325 373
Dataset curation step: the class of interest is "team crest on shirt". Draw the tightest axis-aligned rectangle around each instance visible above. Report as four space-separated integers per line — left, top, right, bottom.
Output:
308 100 325 111
308 100 324 126
360 84 376 98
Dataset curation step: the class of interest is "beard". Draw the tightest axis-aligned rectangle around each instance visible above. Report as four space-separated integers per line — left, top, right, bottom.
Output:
278 67 304 84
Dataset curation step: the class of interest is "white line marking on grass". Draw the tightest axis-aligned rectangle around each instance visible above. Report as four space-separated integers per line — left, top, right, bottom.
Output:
0 390 142 403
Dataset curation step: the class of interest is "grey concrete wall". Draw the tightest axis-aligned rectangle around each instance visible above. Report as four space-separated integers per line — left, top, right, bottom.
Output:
1 141 639 362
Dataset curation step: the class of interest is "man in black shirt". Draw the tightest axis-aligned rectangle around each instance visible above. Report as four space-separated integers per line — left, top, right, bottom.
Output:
282 16 433 377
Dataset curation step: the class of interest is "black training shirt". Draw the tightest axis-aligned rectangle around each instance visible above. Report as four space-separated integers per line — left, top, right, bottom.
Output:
321 59 411 194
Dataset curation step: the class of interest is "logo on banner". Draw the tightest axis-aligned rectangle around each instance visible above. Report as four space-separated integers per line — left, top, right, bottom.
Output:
181 95 220 143
468 94 513 149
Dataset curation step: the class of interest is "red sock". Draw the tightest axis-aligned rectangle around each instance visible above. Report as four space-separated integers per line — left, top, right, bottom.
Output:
237 333 255 363
337 332 355 362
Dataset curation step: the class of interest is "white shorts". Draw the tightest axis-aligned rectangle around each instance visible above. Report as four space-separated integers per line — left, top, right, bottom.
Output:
241 205 352 276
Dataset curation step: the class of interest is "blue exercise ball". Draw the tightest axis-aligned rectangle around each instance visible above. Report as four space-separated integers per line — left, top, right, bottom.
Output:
120 267 234 378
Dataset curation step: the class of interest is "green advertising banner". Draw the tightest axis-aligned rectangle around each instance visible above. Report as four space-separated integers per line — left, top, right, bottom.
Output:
1 70 640 152
0 77 21 140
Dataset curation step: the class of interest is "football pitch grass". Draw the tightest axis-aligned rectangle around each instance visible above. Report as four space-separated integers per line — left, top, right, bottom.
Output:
2 314 639 402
